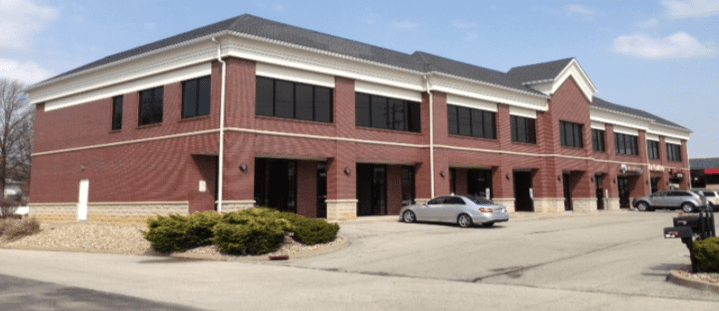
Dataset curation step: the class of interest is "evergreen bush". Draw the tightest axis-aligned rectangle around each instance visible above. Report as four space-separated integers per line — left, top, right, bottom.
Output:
694 237 719 273
292 218 339 245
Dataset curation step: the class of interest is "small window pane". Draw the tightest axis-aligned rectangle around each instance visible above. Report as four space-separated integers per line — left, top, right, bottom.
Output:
471 109 484 138
183 79 198 119
408 102 421 132
295 83 313 121
371 96 388 129
112 96 123 130
256 77 274 116
457 107 471 136
275 80 294 118
448 105 458 135
314 87 332 123
356 93 371 127
388 98 406 130
528 118 536 143
517 117 526 142
484 112 495 139
197 76 211 116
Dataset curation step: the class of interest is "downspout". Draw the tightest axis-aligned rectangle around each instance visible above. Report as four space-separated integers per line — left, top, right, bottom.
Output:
424 75 435 198
212 37 227 213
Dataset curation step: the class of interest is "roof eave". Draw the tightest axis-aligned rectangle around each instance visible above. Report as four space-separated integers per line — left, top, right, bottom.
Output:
430 71 550 100
590 105 691 133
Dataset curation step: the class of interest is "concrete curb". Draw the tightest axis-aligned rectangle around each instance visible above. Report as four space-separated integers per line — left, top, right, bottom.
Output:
169 235 351 262
666 270 719 294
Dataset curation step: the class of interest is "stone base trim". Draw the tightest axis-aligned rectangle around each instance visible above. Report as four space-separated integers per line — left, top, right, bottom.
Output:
220 200 256 213
572 198 597 213
28 202 189 225
607 198 621 211
326 199 357 220
534 198 565 213
492 198 516 213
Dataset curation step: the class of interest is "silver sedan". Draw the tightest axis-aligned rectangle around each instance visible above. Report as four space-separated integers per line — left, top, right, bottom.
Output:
399 195 509 228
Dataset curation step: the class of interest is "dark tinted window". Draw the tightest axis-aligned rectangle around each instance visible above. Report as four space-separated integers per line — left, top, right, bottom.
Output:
445 197 466 205
511 115 536 144
257 77 333 123
647 140 659 159
447 105 458 135
468 196 493 205
112 95 123 130
615 133 638 155
447 104 496 139
182 76 211 119
471 109 484 137
139 86 163 126
667 143 682 162
560 121 583 147
428 197 445 205
356 92 420 132
457 107 471 136
592 129 605 152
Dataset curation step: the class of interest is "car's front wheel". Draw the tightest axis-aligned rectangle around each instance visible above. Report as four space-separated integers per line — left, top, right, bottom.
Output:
681 203 695 213
457 214 473 228
402 210 416 223
637 202 649 212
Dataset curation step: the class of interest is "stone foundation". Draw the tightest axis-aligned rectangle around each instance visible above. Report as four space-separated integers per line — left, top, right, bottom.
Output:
27 203 78 223
607 198 621 211
533 198 565 213
326 199 357 220
221 200 256 213
572 199 597 213
29 202 189 225
493 198 516 213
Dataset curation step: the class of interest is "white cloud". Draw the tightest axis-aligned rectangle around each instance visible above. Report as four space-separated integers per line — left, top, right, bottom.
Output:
0 58 54 84
452 21 476 29
637 18 659 28
663 0 719 19
391 21 418 31
566 4 598 21
0 0 58 50
613 32 717 59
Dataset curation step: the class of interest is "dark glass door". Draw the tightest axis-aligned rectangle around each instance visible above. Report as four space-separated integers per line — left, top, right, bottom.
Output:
254 158 297 213
618 176 630 208
317 162 327 218
357 164 387 216
401 166 415 206
514 171 534 211
468 169 493 199
595 175 604 210
563 173 573 211
650 177 660 194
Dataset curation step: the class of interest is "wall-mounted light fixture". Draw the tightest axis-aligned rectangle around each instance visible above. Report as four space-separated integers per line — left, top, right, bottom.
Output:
344 167 351 176
506 174 511 180
239 163 248 172
590 177 595 183
81 164 86 172
557 175 562 182
440 171 446 178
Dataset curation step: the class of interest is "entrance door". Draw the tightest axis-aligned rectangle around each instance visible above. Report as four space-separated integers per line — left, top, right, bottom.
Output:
595 175 604 210
563 173 573 211
317 162 327 218
357 164 387 216
514 171 534 211
618 176 630 208
650 177 660 194
254 158 297 213
401 166 415 206
468 169 493 199
77 179 89 221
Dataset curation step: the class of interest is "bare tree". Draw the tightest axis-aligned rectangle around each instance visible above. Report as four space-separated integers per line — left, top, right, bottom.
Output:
0 78 33 198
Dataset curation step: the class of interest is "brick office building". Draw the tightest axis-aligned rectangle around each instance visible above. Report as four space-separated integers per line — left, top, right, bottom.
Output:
26 14 692 223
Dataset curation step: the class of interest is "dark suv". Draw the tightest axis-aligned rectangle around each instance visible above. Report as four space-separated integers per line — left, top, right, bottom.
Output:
633 190 707 212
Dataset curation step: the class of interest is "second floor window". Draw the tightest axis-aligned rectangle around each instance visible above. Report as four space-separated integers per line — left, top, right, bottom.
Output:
667 143 682 162
112 95 123 130
615 133 638 156
356 93 420 132
647 140 660 159
182 76 211 119
256 77 333 123
511 115 536 144
139 86 164 126
447 104 496 139
560 121 583 148
592 129 605 152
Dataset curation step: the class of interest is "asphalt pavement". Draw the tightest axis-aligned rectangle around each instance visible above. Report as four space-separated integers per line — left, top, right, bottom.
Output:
0 210 717 310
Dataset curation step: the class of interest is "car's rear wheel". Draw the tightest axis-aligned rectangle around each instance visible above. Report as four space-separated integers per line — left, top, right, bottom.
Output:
637 202 649 212
402 210 416 223
457 214 473 228
681 203 695 213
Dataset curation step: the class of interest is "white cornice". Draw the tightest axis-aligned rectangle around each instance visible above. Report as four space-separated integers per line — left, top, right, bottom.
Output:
590 106 690 140
524 59 597 102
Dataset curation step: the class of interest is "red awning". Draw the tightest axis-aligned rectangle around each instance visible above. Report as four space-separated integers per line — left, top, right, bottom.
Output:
705 169 719 174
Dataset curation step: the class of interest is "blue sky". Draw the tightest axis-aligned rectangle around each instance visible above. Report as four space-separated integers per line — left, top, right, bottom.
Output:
1 0 718 158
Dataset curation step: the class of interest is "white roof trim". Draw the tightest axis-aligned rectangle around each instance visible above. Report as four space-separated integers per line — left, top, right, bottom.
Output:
509 106 537 119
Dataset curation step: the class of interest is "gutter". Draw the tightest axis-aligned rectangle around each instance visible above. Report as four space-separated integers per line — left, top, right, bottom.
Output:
424 75 435 198
212 37 227 213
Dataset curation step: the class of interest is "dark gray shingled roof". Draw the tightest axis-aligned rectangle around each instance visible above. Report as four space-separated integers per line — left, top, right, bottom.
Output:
690 158 719 169
507 58 575 83
591 97 689 131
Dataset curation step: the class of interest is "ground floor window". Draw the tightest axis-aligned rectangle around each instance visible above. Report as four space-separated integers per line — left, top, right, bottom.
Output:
254 158 297 213
357 164 387 216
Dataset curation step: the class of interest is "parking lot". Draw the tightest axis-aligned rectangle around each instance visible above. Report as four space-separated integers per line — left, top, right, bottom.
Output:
277 210 719 302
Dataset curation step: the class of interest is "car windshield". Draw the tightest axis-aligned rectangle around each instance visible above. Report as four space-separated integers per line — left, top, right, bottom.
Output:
703 191 716 197
467 196 494 205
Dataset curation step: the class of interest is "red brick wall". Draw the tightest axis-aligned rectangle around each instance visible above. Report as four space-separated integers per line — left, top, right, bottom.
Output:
296 160 317 218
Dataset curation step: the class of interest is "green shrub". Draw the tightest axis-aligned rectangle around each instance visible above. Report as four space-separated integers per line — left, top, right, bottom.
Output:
694 237 719 273
292 218 339 245
1 217 40 240
144 211 221 254
213 215 287 255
